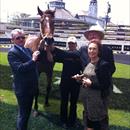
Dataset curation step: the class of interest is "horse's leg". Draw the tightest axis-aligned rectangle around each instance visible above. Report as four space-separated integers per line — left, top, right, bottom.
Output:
33 95 39 117
34 95 38 111
45 73 52 106
33 72 40 117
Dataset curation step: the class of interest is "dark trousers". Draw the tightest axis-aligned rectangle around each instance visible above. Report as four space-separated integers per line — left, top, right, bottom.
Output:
16 94 34 130
60 79 80 125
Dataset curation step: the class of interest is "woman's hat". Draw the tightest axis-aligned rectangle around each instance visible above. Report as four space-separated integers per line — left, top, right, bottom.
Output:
84 25 105 40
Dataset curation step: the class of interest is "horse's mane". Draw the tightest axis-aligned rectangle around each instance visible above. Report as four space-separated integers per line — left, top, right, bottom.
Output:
44 10 55 18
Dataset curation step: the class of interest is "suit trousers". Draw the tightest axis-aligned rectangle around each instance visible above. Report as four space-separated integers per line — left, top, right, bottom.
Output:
16 93 34 130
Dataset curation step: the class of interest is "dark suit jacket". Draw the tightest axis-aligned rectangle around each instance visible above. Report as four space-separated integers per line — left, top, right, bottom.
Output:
8 45 38 96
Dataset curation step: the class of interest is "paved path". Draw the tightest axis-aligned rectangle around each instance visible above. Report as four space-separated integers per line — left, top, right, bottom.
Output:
114 54 130 65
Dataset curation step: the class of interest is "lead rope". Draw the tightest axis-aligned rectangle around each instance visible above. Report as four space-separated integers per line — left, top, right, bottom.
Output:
39 33 54 63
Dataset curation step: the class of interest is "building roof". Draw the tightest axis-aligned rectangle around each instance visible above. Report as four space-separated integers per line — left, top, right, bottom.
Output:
27 8 76 21
55 8 76 20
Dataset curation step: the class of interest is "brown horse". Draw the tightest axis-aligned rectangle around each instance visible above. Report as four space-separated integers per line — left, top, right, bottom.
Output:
25 7 55 115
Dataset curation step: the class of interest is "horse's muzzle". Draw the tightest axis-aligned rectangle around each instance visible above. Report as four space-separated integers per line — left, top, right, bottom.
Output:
44 37 54 45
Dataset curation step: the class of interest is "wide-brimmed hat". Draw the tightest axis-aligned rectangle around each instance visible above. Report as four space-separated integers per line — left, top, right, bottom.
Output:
67 36 77 43
84 25 104 40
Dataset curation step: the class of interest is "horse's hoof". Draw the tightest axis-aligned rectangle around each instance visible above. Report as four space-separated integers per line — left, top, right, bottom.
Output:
33 110 39 117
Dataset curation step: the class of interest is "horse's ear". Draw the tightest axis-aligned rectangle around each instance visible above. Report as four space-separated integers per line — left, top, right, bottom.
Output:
51 9 56 18
53 8 56 15
54 8 56 13
37 6 43 16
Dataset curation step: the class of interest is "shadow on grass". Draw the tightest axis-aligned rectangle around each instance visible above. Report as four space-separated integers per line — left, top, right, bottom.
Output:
110 125 130 130
0 64 12 90
37 112 84 130
0 95 130 130
109 78 130 111
0 64 61 98
31 110 130 130
1 64 130 112
0 102 17 130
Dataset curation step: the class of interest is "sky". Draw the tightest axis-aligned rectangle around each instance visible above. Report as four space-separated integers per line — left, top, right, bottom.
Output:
0 0 130 25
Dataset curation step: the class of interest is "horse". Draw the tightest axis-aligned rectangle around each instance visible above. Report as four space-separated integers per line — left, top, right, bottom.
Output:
24 6 55 116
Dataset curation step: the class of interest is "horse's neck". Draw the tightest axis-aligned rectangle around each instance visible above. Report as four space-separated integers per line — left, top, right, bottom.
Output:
25 35 42 52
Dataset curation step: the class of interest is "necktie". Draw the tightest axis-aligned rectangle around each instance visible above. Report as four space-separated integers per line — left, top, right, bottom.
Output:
21 47 31 58
21 47 27 54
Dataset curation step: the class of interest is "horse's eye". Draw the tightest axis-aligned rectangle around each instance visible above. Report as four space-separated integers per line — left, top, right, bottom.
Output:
40 18 44 23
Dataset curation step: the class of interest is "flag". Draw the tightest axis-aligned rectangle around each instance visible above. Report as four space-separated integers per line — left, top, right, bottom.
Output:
107 2 111 14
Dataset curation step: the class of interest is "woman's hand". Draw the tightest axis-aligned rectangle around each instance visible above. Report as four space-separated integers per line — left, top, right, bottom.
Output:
72 74 84 82
82 77 92 87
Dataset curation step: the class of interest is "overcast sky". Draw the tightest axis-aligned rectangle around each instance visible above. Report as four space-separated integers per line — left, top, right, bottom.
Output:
0 0 130 25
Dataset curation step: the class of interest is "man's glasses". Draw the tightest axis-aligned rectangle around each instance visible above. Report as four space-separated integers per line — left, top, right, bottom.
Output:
15 36 25 40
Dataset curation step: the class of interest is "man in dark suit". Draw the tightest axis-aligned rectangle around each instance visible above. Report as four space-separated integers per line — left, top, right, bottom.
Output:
8 29 40 130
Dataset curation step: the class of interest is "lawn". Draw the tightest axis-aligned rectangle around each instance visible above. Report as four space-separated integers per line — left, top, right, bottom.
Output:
0 52 130 130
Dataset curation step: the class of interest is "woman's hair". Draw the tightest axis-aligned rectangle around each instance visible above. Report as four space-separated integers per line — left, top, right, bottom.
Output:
88 39 102 57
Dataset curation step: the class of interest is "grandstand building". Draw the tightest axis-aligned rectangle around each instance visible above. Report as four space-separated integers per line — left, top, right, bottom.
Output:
0 0 130 53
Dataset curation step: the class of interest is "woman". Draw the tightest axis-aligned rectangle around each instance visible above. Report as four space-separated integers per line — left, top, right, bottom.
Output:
73 40 112 130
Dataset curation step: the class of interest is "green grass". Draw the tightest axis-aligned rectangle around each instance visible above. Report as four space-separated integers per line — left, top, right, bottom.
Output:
0 52 130 130
0 52 9 65
113 63 130 79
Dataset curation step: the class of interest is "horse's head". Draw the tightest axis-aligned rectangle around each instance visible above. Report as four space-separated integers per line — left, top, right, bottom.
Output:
37 6 55 39
25 7 55 61
37 7 55 62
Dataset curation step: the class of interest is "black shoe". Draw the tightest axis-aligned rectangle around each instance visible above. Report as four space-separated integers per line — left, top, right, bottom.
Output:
67 121 81 128
67 123 75 128
60 122 68 129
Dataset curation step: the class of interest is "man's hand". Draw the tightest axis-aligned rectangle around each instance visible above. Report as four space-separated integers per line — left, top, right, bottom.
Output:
32 51 40 61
